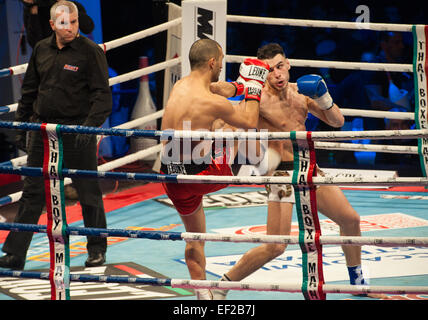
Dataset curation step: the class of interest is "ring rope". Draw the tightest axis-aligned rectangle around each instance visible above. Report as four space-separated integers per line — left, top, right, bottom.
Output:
0 155 27 167
108 57 180 87
0 121 426 140
226 54 412 73
226 14 414 32
0 165 427 186
103 18 181 52
1 270 427 295
1 222 427 248
340 108 414 120
1 104 415 123
315 141 418 154
0 144 162 207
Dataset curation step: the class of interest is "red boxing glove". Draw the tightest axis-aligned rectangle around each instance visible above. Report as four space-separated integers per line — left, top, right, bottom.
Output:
230 81 245 96
236 58 270 101
237 58 270 86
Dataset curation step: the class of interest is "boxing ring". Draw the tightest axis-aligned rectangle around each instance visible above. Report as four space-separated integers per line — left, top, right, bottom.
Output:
0 1 428 301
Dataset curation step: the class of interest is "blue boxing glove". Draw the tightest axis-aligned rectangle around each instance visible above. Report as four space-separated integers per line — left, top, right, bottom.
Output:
297 74 334 110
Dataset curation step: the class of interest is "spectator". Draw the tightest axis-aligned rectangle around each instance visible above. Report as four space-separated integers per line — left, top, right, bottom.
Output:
375 107 421 176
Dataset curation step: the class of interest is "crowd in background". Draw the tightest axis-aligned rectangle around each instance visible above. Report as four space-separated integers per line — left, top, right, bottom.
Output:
224 0 423 175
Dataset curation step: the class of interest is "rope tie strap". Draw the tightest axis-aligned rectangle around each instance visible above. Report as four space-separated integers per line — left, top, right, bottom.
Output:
291 131 325 300
413 25 428 177
41 124 70 300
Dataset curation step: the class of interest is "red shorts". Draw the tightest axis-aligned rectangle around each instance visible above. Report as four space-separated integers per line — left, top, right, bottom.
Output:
161 149 233 216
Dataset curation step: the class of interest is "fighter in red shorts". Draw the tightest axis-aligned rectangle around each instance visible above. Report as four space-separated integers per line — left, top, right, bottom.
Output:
160 142 234 215
160 38 269 299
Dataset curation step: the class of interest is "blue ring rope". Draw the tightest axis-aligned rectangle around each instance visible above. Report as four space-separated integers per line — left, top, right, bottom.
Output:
0 69 11 78
0 120 161 139
0 165 179 183
0 195 12 206
0 120 263 140
0 106 12 114
0 222 184 241
0 270 172 286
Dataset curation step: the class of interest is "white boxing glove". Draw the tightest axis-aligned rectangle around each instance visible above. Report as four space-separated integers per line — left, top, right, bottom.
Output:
231 58 270 101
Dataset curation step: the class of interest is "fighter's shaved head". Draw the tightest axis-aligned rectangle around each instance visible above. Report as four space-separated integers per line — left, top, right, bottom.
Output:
189 38 222 70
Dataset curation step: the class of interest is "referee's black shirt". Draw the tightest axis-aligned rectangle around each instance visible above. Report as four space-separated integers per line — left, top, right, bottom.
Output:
16 33 112 127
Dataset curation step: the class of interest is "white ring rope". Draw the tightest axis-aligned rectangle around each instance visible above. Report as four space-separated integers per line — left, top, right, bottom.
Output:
340 108 414 120
112 109 164 130
182 232 428 247
0 103 17 113
173 175 427 186
108 57 181 87
3 64 28 77
2 121 425 141
1 103 416 123
226 14 414 32
164 128 427 141
102 18 181 51
1 270 427 295
170 279 428 295
226 54 412 73
315 141 418 154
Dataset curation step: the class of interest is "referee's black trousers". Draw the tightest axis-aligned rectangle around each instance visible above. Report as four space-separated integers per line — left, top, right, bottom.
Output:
3 131 107 258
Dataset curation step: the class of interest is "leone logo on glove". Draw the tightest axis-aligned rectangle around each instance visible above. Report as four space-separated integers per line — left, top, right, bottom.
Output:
247 66 268 81
239 65 268 83
246 86 262 98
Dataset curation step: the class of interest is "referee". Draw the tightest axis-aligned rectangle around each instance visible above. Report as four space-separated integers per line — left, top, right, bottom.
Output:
0 1 112 270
